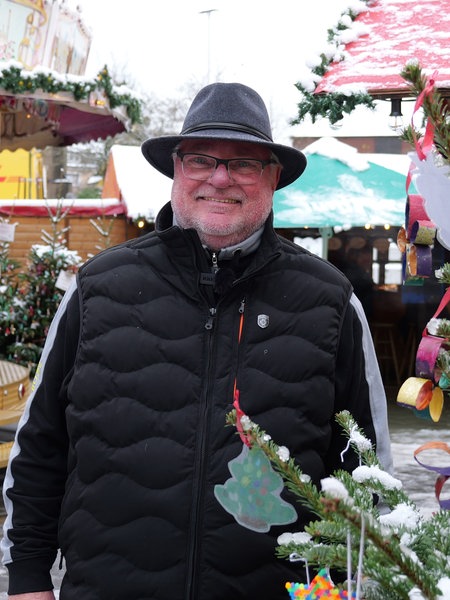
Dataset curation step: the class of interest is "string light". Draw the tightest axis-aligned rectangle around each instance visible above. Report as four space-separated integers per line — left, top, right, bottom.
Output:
388 98 403 131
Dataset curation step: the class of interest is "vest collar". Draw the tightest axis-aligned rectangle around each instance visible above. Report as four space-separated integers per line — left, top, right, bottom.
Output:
170 207 264 260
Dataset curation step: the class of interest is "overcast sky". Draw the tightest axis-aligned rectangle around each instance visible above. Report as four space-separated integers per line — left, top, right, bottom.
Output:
71 0 357 140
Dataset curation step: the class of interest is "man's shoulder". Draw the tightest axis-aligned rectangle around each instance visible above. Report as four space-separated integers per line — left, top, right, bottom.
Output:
79 231 161 275
277 235 349 284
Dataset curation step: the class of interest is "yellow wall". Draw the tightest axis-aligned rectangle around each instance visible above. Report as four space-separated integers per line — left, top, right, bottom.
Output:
0 149 44 199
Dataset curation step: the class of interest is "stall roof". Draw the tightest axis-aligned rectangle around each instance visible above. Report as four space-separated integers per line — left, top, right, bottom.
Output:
0 63 141 151
0 198 124 218
273 137 410 228
103 141 410 229
315 0 450 98
102 145 172 221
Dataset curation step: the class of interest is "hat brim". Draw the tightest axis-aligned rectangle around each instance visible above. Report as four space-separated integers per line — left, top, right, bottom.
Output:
141 131 307 190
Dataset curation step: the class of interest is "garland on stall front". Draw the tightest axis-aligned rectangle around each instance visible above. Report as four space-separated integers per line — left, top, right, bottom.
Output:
0 62 142 125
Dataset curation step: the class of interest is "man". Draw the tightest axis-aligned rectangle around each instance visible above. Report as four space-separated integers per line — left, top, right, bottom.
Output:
2 82 392 599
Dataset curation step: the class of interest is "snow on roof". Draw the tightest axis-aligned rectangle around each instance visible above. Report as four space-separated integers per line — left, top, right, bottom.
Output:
315 0 450 96
302 136 411 174
109 145 172 221
273 136 410 228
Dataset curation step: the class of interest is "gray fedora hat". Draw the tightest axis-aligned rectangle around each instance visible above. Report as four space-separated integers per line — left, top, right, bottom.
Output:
141 82 307 190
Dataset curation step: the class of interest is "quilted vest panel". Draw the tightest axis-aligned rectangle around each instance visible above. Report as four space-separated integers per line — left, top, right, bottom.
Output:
58 229 351 600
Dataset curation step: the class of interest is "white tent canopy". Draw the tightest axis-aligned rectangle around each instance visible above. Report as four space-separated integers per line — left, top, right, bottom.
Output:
104 145 172 221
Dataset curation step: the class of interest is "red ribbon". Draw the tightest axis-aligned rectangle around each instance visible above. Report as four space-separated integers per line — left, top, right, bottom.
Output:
412 72 437 160
233 389 251 447
422 287 450 337
406 71 438 192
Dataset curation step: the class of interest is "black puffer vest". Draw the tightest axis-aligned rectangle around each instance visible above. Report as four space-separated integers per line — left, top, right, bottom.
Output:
59 204 352 600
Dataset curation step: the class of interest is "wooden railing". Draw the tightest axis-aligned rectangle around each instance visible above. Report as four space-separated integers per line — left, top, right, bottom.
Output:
0 360 30 469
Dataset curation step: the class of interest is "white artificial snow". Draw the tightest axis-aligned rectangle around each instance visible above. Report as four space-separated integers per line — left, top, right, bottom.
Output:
410 576 450 599
240 415 252 431
426 318 442 336
348 425 373 452
321 476 349 499
408 589 426 600
352 465 403 490
277 446 290 462
277 531 312 546
337 21 370 45
303 137 371 171
0 60 141 101
31 244 82 266
379 503 421 530
437 577 450 599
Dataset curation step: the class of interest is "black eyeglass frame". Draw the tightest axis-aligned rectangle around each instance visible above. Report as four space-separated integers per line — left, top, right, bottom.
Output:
175 150 278 181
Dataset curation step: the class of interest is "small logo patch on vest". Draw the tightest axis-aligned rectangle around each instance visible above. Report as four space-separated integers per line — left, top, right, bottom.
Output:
257 314 269 329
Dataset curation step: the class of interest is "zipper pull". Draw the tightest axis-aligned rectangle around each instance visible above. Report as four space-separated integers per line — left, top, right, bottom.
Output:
205 307 216 330
237 298 245 343
211 251 219 274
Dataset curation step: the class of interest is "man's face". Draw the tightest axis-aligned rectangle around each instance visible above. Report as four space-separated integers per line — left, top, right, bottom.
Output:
170 139 281 250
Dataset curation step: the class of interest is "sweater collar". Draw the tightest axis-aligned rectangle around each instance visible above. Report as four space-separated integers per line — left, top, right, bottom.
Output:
155 201 281 264
169 206 264 260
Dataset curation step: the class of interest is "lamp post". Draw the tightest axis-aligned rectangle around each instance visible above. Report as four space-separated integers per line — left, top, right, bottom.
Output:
199 9 217 84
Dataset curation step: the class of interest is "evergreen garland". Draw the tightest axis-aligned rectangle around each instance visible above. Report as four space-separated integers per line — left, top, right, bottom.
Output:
291 0 374 126
292 90 375 127
0 63 142 125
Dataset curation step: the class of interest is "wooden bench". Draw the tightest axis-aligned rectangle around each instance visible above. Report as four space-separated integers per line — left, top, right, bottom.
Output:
0 360 30 471
0 441 14 470
0 360 31 411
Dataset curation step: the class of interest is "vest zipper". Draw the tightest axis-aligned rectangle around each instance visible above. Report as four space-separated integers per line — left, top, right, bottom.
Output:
233 297 246 400
187 297 245 599
205 307 216 330
211 251 219 274
187 301 217 599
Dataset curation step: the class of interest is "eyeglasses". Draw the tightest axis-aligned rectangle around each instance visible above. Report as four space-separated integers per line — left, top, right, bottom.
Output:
176 151 277 184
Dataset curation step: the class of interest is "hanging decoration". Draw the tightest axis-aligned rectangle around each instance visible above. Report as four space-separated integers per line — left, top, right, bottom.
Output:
214 392 297 532
397 273 450 422
286 568 356 599
414 442 450 510
397 194 436 283
400 63 450 251
396 70 438 282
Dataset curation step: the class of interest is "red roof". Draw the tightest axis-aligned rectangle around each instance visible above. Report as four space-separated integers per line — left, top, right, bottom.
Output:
315 0 450 98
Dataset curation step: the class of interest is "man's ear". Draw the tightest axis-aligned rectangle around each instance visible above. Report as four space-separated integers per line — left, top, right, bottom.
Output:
272 165 282 191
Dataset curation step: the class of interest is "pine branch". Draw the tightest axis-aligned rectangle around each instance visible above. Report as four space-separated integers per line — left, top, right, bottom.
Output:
400 62 450 160
226 408 450 599
319 497 441 599
435 263 450 286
